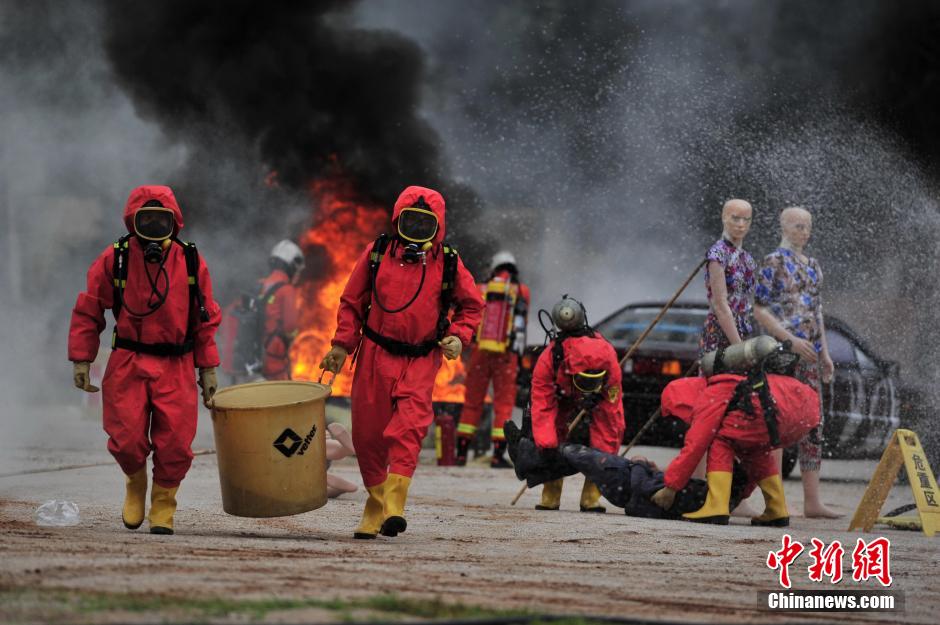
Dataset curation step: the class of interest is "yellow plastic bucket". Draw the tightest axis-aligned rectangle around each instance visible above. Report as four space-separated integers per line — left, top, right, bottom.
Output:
210 381 330 517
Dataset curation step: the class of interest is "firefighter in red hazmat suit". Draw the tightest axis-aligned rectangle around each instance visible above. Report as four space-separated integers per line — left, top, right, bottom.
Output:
456 250 530 467
320 186 483 539
260 240 304 380
529 297 625 512
652 348 820 526
68 185 221 535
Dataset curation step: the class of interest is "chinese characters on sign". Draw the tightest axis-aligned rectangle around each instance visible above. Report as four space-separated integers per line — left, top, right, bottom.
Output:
910 451 939 508
767 535 893 588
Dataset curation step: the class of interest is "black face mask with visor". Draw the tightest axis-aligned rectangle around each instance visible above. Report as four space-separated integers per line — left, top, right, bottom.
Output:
118 206 176 317
134 208 175 264
396 206 438 264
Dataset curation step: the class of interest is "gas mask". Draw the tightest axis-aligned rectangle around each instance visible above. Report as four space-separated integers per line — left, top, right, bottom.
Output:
573 369 606 395
134 208 174 264
573 369 607 414
397 207 438 264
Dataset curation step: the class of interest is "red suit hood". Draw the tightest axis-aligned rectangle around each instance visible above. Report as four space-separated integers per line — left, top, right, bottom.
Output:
560 335 614 376
123 185 184 236
392 185 446 245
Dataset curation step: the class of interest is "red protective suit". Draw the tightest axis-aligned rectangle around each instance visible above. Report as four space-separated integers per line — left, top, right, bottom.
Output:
259 268 299 380
331 186 484 487
68 185 221 488
458 271 530 442
530 334 625 454
662 373 820 492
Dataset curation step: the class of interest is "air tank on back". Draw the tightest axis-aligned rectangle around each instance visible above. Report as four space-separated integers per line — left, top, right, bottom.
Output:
700 335 781 376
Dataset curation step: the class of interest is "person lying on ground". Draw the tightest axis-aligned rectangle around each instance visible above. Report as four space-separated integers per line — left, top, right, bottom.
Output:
558 443 749 519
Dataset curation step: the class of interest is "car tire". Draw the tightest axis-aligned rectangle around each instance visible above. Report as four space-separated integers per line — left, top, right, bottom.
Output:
781 445 798 479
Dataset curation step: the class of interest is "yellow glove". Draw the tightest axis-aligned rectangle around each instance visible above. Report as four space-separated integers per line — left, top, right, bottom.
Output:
651 486 677 510
320 346 348 373
198 367 218 408
438 335 462 360
72 361 99 393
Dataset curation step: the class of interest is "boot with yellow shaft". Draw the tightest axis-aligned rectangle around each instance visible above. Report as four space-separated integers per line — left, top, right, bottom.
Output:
751 473 790 527
536 478 563 510
380 473 412 537
149 482 178 535
683 471 731 525
579 479 606 513
354 480 387 539
122 467 148 530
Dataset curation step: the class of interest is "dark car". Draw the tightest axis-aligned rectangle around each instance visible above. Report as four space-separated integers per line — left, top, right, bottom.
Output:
517 301 902 476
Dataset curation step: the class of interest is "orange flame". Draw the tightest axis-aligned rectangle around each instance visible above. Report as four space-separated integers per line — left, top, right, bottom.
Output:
432 356 467 403
290 177 387 395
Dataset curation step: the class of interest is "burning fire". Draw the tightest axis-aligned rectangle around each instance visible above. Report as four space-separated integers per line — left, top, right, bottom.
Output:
290 177 387 395
432 356 467 404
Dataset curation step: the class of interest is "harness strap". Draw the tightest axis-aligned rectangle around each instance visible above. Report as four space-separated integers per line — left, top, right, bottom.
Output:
362 324 438 358
726 371 781 447
111 234 132 321
175 238 210 327
437 243 459 341
112 334 194 357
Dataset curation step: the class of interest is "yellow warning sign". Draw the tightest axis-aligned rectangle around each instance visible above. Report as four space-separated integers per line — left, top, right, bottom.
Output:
848 429 940 537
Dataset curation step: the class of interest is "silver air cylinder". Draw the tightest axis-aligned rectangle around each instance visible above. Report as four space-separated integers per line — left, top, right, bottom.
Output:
700 335 781 377
551 297 586 332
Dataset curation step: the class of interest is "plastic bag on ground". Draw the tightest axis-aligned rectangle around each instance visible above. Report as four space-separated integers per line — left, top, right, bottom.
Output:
35 500 80 527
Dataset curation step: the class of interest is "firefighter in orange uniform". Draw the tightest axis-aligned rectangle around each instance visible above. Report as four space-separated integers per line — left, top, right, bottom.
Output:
259 240 304 380
456 251 530 467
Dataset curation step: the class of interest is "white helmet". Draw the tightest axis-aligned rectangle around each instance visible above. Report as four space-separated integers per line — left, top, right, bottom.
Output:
490 250 517 273
270 239 305 276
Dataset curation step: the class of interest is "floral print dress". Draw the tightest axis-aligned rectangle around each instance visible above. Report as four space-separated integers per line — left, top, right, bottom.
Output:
755 247 825 471
700 238 757 356
754 248 823 390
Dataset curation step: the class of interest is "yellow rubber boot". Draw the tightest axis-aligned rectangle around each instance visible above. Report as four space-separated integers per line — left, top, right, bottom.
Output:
536 478 563 510
751 474 790 527
579 480 606 513
149 483 178 535
122 468 148 530
380 473 412 537
354 481 387 539
683 471 732 525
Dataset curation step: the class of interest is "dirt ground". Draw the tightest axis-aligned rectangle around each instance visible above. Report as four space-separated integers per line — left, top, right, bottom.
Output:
1 406 938 624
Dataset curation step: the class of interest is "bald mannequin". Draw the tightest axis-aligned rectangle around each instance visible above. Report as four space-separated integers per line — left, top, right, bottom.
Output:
755 207 833 376
721 199 753 246
709 199 753 345
754 206 840 519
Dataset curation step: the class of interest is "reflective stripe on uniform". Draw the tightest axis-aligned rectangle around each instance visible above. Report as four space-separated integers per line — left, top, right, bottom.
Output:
491 427 505 441
457 423 477 436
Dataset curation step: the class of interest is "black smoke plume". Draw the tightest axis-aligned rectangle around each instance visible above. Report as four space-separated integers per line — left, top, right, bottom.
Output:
102 0 491 273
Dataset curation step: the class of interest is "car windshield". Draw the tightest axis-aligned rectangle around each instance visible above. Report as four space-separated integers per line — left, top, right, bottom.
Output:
596 307 706 346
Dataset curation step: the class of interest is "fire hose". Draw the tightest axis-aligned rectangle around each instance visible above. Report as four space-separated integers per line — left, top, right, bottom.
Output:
510 257 707 505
